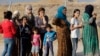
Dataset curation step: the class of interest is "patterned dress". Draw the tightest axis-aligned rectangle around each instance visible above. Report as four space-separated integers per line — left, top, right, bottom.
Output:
82 13 99 56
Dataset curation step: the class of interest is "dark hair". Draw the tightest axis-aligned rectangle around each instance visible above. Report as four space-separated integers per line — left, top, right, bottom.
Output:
38 7 45 15
46 24 53 29
21 16 28 21
85 4 94 17
4 11 12 19
32 27 39 34
73 9 80 17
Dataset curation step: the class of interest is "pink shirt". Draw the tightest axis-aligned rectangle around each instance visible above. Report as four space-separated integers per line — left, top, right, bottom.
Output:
32 34 40 46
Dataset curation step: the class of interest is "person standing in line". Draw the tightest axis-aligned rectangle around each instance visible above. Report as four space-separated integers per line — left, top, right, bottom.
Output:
12 10 21 56
25 4 35 28
24 5 35 56
0 11 16 56
52 6 72 56
19 16 31 56
35 7 49 56
31 27 41 56
43 24 56 56
82 4 99 56
70 9 83 56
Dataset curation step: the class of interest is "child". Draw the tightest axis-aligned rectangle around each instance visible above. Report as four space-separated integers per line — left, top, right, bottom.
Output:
0 11 16 56
19 16 31 56
31 27 41 56
43 24 56 56
70 9 82 56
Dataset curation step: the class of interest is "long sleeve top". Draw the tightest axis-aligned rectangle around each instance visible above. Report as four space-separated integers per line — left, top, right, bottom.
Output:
0 19 16 38
43 31 56 45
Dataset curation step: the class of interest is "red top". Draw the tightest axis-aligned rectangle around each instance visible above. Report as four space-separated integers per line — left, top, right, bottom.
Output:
0 19 16 38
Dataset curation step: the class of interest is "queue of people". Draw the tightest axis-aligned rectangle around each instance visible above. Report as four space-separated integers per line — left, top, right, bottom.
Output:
0 4 99 56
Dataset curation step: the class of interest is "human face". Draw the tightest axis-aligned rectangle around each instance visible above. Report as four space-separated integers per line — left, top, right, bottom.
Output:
33 30 38 34
27 8 32 14
23 18 27 24
63 8 67 15
74 11 80 18
39 10 45 16
46 27 51 32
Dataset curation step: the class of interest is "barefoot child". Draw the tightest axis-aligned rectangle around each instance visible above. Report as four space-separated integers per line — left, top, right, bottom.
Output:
43 24 56 56
31 27 41 56
70 9 83 56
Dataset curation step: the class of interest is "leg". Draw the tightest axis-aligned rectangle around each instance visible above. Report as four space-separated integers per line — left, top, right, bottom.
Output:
20 38 26 56
43 42 49 56
35 53 38 56
71 38 78 56
49 42 54 56
35 46 39 56
7 39 14 56
26 41 32 56
40 33 45 56
31 46 35 56
2 39 8 56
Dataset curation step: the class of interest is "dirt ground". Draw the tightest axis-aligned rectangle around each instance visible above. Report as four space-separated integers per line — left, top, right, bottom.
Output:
0 39 99 56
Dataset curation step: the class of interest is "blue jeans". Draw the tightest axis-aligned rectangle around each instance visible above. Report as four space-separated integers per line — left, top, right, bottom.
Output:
2 38 14 56
71 38 78 56
43 41 54 56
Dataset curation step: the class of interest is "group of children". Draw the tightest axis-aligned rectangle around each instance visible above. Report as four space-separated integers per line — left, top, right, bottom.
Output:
20 16 56 56
31 24 56 56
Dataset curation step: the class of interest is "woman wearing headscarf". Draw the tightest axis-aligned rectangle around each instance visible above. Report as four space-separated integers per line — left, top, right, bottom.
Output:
82 4 99 56
52 6 72 56
25 5 35 28
12 10 21 56
24 5 35 56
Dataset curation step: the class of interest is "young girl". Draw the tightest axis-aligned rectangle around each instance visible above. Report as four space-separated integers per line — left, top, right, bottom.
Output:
19 16 31 56
70 9 82 56
43 24 56 56
0 11 16 56
31 27 41 56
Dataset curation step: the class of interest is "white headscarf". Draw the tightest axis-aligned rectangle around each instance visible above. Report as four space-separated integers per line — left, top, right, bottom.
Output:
25 5 32 14
12 10 20 18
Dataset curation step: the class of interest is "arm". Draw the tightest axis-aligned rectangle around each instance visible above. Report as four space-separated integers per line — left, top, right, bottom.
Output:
35 17 39 28
52 32 57 41
82 13 91 24
11 22 16 35
39 36 42 48
43 33 47 46
70 18 76 30
0 24 3 33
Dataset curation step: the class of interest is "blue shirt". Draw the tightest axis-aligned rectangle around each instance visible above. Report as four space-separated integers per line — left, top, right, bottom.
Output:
43 31 56 45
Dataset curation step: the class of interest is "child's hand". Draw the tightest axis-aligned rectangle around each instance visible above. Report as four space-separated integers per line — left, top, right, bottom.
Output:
40 45 42 49
31 41 33 44
43 46 46 50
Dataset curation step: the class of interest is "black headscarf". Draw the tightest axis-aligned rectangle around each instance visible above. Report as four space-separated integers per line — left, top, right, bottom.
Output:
85 4 94 17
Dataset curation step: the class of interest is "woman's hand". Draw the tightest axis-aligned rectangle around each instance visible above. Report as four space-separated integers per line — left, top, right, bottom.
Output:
92 13 97 18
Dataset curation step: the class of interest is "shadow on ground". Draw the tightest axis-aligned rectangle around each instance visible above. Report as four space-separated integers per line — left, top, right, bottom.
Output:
77 52 84 56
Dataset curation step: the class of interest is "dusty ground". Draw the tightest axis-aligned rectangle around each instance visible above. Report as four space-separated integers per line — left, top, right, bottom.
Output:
0 39 83 56
0 1 100 56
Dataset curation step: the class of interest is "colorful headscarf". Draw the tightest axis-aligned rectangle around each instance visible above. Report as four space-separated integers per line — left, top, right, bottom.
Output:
55 6 70 27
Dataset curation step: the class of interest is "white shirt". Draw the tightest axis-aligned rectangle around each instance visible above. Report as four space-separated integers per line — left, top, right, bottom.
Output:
71 18 80 38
